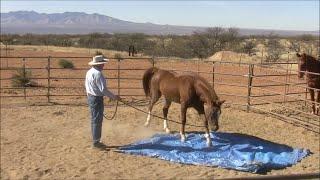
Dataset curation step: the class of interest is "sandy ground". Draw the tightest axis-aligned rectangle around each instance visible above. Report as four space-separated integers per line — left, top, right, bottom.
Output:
1 45 319 179
1 100 319 179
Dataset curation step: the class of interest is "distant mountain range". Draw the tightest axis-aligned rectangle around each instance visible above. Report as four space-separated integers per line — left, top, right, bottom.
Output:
1 11 319 36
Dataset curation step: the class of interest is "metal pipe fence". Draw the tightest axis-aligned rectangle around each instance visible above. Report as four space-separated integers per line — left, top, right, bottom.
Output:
0 56 319 133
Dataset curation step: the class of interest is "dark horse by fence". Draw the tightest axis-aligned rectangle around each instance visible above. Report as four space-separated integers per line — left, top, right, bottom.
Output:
142 67 225 147
296 53 320 115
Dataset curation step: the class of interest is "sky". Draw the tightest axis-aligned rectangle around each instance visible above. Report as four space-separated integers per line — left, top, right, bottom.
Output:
1 0 319 31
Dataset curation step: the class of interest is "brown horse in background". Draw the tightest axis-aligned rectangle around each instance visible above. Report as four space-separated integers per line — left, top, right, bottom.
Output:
296 53 320 115
142 67 225 147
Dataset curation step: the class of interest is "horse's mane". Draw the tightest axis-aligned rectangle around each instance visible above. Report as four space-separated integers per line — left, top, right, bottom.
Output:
196 75 219 102
178 72 219 102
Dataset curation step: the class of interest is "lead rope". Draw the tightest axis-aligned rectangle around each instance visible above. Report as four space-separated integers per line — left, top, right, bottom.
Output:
103 100 119 120
104 98 206 128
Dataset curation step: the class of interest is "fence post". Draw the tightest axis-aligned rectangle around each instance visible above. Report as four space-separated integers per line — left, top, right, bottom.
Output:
212 61 215 88
305 88 308 106
47 56 51 103
260 49 264 64
197 58 200 74
117 58 120 96
152 56 155 68
6 43 8 67
284 53 289 103
247 64 254 112
23 58 26 101
5 43 8 57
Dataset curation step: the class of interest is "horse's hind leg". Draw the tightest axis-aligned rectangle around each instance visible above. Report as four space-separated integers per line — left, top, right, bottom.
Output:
163 98 172 133
144 92 160 127
309 89 316 114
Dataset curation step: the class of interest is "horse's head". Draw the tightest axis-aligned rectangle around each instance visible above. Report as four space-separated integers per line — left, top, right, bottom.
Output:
296 53 307 79
206 100 225 132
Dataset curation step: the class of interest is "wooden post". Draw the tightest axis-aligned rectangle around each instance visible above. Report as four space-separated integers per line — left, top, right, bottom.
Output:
152 56 155 68
284 53 289 103
117 58 120 97
239 53 242 67
197 58 200 74
6 43 8 67
247 64 254 112
46 39 49 56
212 62 215 88
47 56 51 103
220 51 224 62
288 62 293 102
260 49 264 64
23 58 26 101
305 88 308 106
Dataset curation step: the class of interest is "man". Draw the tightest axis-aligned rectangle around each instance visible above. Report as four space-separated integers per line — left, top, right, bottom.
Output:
85 55 120 149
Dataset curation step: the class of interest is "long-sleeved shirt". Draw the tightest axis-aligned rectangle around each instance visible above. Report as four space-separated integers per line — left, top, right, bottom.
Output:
85 67 116 99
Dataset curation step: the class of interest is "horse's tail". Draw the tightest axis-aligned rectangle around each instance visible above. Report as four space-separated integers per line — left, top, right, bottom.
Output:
142 67 158 97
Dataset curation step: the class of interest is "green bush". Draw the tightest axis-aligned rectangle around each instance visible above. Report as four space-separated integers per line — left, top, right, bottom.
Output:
11 68 33 87
58 59 74 69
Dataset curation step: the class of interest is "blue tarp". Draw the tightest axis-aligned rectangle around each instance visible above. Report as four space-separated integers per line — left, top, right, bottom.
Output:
118 132 310 173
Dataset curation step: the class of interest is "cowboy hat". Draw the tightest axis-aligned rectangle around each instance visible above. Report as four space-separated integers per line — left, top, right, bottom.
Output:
88 55 109 65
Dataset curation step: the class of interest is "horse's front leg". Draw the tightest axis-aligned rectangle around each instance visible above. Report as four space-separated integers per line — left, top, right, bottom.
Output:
180 103 187 142
200 114 212 147
163 98 172 133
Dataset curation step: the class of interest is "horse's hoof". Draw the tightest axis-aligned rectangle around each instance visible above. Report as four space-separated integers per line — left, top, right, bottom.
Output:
180 136 186 142
207 141 212 147
164 128 171 134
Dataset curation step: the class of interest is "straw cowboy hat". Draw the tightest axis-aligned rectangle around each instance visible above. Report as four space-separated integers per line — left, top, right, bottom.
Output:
88 55 109 65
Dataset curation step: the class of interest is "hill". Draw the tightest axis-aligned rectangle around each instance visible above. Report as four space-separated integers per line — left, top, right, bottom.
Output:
1 11 319 36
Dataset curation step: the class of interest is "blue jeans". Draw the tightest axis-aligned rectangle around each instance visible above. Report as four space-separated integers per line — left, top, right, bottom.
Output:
87 95 104 144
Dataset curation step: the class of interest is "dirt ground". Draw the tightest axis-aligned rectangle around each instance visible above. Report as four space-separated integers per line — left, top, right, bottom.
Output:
1 45 319 179
0 99 319 179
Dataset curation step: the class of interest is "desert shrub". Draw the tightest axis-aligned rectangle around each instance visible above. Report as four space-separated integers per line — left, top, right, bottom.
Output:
265 39 283 62
95 50 104 55
58 59 74 69
11 68 34 87
242 41 256 56
265 51 281 62
114 53 123 61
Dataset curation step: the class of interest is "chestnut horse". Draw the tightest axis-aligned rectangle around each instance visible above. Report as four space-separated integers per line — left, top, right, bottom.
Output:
296 53 320 115
142 67 225 147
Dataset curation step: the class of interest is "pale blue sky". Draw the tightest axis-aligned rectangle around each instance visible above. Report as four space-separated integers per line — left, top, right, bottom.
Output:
1 0 319 31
